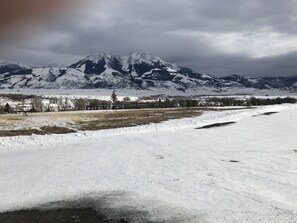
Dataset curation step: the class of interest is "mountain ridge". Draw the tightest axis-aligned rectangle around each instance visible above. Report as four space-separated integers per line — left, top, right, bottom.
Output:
0 52 297 93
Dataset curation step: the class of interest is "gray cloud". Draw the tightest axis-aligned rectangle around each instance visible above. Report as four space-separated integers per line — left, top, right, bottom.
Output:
1 0 297 77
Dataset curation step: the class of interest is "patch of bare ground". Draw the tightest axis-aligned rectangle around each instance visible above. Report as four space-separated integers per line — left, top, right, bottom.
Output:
0 126 76 137
40 126 76 135
0 129 43 137
0 114 23 128
74 107 204 131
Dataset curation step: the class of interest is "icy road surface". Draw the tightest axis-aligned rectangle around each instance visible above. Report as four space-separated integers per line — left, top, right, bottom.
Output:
0 104 297 222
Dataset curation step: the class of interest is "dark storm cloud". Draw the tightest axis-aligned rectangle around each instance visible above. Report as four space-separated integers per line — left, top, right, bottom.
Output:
1 0 297 76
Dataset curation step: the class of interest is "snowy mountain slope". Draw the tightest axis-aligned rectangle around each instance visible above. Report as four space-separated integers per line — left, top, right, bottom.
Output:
219 74 297 90
0 52 297 92
0 60 33 76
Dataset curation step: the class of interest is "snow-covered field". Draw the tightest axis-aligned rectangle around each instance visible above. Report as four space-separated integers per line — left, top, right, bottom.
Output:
0 104 297 222
1 87 297 98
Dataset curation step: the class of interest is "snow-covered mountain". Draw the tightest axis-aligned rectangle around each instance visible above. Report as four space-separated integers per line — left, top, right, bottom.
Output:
0 52 297 92
0 60 33 75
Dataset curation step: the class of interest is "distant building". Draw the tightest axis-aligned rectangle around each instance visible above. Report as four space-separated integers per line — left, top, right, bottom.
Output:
20 104 32 112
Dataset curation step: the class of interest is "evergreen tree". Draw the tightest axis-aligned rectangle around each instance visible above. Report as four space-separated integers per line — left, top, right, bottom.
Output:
111 90 118 109
4 103 11 114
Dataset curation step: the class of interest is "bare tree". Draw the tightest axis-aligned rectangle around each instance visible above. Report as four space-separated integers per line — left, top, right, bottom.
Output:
123 97 131 102
32 96 43 112
73 98 87 110
89 99 101 110
58 97 68 111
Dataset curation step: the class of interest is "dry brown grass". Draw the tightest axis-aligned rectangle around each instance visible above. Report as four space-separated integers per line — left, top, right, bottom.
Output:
74 107 203 131
0 129 43 137
40 126 76 135
0 107 250 137
0 114 23 125
0 126 76 137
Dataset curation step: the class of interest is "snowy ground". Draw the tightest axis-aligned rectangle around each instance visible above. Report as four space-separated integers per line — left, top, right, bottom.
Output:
0 104 297 222
1 87 297 98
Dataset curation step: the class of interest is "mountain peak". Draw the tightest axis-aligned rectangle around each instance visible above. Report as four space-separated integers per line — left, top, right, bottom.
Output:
84 52 113 63
0 60 32 69
122 52 166 65
42 63 67 69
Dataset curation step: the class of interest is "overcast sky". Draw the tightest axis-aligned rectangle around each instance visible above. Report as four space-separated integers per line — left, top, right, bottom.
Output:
1 0 297 77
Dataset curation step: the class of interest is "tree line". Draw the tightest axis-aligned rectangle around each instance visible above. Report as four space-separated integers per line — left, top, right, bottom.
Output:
0 91 296 114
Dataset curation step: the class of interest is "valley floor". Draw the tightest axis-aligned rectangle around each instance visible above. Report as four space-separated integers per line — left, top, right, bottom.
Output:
0 107 207 137
0 104 296 222
1 87 297 98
